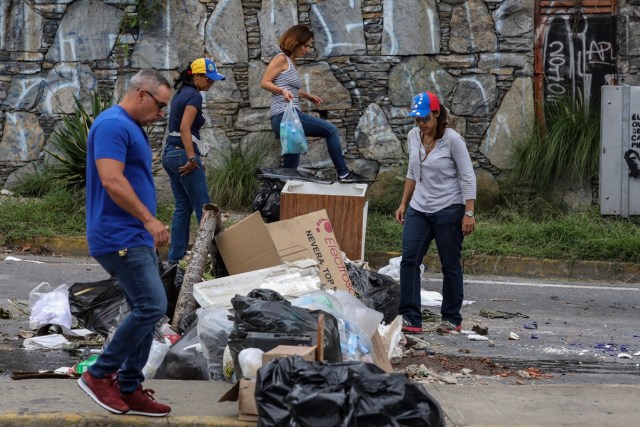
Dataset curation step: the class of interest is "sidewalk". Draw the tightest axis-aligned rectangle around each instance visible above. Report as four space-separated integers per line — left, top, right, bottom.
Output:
1 376 638 426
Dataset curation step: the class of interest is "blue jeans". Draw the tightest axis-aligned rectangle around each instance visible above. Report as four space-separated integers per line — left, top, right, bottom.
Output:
271 110 349 176
399 204 465 327
162 147 211 264
89 246 167 393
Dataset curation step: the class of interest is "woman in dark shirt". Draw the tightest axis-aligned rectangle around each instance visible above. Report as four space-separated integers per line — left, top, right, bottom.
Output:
162 57 225 266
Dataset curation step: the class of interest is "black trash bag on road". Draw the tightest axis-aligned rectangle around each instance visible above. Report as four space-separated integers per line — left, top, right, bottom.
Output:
69 278 124 337
255 356 445 427
253 168 332 222
347 263 400 324
154 320 209 380
228 289 342 379
69 267 179 337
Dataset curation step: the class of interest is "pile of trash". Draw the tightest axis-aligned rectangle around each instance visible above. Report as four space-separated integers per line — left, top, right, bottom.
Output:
13 210 447 426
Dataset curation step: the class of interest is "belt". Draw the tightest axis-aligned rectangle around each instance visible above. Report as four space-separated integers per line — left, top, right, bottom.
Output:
168 131 201 145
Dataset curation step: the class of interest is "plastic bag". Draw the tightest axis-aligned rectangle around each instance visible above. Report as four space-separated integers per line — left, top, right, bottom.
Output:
29 282 72 330
154 321 210 380
227 289 342 379
292 290 374 363
255 356 445 427
68 278 125 337
347 263 400 324
196 305 233 380
68 267 178 337
253 168 332 222
142 339 171 379
280 101 308 155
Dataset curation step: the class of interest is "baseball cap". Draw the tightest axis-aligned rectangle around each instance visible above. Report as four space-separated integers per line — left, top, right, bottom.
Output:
407 91 440 117
190 57 225 81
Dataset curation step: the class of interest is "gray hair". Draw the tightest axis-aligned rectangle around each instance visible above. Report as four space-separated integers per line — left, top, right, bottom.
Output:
128 69 170 93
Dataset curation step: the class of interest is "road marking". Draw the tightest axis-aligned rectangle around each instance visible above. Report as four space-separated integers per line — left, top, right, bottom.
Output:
423 277 640 292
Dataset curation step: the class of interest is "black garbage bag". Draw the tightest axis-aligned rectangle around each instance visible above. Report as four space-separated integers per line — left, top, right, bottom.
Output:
228 289 342 378
347 263 400 324
154 320 209 380
68 267 180 337
253 168 332 222
69 278 124 337
255 356 445 427
161 264 179 323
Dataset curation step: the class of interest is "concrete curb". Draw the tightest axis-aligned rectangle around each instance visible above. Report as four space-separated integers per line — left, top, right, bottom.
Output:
8 238 640 283
369 252 640 283
0 413 248 427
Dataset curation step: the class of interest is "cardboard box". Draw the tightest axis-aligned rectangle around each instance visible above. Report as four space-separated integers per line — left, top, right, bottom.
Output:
280 181 368 261
218 378 259 422
215 210 355 294
262 345 317 365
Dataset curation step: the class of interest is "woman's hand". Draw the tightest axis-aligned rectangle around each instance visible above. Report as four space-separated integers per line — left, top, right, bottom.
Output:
178 159 199 176
282 88 294 102
395 205 407 224
462 215 475 236
306 93 323 105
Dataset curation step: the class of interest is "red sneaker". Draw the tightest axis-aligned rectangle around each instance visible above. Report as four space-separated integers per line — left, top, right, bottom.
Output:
402 318 422 334
77 371 129 414
436 321 462 334
121 387 171 417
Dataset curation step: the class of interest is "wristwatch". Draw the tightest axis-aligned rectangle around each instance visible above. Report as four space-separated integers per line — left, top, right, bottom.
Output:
188 157 196 163
465 210 475 217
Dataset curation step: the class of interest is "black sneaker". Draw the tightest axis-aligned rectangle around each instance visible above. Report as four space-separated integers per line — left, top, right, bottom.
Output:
337 171 372 183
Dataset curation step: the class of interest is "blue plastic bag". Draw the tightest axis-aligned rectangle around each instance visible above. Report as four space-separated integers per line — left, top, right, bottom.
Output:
279 101 308 155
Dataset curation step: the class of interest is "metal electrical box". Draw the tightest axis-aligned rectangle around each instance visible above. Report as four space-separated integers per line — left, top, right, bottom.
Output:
600 85 640 217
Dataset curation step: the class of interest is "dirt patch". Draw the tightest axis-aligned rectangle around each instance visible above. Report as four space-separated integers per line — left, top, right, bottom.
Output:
392 352 512 377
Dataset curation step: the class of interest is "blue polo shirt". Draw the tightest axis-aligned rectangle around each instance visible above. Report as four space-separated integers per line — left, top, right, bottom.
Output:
86 105 156 256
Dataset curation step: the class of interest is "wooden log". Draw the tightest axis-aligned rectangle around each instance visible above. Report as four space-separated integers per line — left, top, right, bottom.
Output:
171 203 221 331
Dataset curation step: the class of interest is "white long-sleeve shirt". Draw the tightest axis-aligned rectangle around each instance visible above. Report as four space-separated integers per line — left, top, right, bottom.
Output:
406 126 476 213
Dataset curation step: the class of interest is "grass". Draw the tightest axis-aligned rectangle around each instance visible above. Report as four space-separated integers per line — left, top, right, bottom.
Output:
3 188 640 264
365 209 640 264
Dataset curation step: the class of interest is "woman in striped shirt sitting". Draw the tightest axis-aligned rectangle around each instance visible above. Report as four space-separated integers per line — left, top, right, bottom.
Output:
261 24 367 183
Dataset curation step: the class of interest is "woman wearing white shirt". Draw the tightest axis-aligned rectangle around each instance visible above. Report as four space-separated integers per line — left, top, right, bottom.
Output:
395 91 476 334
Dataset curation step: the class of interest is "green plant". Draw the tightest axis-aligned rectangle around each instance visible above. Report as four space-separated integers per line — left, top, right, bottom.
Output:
11 165 59 197
0 188 86 243
510 95 600 191
45 93 112 190
206 144 266 211
367 163 406 215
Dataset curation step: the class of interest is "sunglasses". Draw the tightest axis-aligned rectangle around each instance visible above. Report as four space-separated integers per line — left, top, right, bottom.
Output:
199 74 214 84
144 90 167 112
414 113 432 123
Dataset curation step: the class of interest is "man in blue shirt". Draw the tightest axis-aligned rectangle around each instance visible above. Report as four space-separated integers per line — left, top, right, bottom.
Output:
78 69 172 417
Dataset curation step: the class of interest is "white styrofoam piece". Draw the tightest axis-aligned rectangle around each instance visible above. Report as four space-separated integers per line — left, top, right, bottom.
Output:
193 259 322 308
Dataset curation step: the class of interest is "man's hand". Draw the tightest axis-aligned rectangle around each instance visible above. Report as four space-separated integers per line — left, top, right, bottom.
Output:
144 217 169 247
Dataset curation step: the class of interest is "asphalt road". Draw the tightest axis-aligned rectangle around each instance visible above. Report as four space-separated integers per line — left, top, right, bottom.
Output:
1 253 639 385
419 273 640 384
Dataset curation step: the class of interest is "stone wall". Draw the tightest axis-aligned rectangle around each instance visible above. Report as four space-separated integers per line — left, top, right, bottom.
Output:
1 0 639 206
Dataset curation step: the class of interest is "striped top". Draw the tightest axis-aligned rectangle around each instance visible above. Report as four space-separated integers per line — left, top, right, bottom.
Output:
270 53 302 117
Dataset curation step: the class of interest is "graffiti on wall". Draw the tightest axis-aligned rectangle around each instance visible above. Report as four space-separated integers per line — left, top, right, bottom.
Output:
541 14 616 108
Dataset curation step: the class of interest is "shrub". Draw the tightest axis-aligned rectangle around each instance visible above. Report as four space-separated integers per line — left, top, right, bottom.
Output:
510 95 599 192
45 93 112 190
367 163 407 215
206 144 267 211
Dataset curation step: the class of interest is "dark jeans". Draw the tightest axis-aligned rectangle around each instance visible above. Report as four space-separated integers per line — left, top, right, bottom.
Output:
271 110 349 176
162 146 211 264
398 204 465 327
89 246 167 393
